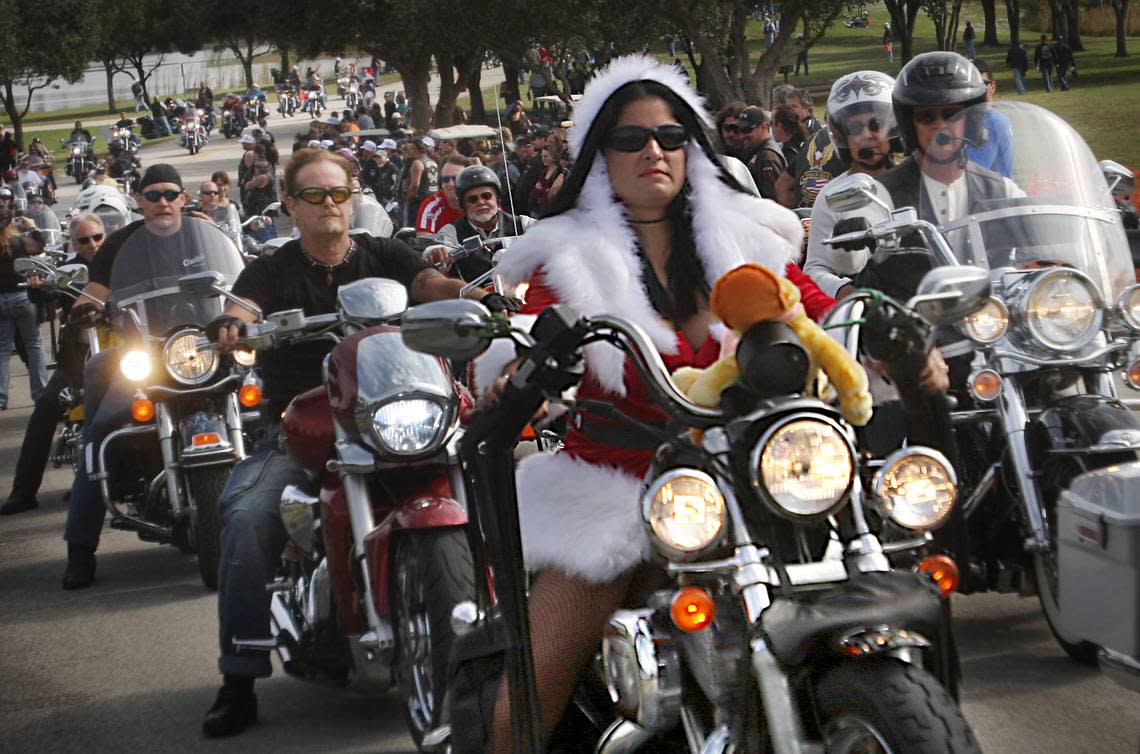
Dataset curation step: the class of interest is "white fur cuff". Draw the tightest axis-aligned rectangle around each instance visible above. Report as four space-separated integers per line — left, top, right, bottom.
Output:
516 452 650 584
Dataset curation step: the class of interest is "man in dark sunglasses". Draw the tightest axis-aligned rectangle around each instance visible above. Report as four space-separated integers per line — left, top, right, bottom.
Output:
736 106 787 201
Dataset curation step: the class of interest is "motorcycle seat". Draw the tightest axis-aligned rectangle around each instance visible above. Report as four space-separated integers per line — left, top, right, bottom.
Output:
759 570 941 666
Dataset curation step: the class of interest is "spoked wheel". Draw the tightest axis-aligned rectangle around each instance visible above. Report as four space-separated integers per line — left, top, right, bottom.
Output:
817 659 981 754
391 528 476 749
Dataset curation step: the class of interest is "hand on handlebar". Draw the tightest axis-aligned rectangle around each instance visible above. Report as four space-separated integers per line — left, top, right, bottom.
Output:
919 347 950 394
206 315 247 352
68 302 100 327
423 244 452 271
480 292 523 314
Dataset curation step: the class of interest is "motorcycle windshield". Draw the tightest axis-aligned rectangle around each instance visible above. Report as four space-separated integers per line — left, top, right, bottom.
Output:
350 194 394 238
24 204 60 232
351 329 454 405
931 101 1133 301
109 218 245 337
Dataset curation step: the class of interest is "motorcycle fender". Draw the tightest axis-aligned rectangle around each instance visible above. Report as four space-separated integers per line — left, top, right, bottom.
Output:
1028 394 1140 460
363 476 468 620
178 410 236 468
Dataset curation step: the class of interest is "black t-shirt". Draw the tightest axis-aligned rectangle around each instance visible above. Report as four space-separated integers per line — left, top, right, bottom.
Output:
88 220 145 287
231 235 430 414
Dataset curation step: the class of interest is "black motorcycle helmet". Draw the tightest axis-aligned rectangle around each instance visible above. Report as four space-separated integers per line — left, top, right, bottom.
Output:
893 51 988 154
455 164 501 204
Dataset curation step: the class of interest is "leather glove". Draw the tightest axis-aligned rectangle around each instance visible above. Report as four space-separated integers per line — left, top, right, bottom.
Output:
68 302 99 326
480 292 523 314
205 314 246 343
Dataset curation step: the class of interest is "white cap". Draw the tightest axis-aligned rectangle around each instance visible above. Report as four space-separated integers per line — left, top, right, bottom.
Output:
307 139 322 149
361 140 378 152
320 139 335 149
239 134 255 144
378 138 398 151
421 136 436 148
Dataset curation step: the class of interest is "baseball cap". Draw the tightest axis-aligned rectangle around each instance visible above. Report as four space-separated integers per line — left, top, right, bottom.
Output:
320 139 335 149
138 163 184 191
736 106 770 127
378 138 398 151
421 136 436 148
361 140 378 152
335 148 356 161
239 134 255 145
307 139 322 149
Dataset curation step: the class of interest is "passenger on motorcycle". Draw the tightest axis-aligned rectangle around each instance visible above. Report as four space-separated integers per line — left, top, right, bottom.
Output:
60 164 212 589
1 213 105 515
471 55 806 749
200 148 523 738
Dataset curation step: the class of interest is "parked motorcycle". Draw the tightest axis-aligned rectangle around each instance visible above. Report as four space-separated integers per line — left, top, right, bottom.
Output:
199 276 476 744
401 283 982 752
827 101 1140 667
86 219 258 589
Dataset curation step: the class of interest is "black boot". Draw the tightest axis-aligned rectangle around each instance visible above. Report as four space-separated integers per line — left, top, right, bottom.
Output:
203 676 258 738
61 543 96 590
0 496 38 515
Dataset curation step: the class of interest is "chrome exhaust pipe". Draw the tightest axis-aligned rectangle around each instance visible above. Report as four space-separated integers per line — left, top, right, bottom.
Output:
595 719 653 753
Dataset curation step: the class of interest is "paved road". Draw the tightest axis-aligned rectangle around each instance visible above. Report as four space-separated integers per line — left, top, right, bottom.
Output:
4 99 1140 753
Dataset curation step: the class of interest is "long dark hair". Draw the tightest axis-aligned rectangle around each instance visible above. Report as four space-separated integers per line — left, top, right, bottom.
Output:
545 80 751 321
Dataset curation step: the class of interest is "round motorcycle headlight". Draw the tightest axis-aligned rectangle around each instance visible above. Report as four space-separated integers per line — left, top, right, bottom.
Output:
71 147 80 155
1117 285 1140 331
872 448 957 530
1024 270 1102 351
752 417 854 519
119 349 152 382
163 329 217 385
642 469 726 559
961 297 1009 344
371 398 447 455
232 347 256 367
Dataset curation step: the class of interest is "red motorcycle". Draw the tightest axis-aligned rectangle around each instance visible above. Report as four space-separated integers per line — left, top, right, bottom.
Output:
206 277 476 746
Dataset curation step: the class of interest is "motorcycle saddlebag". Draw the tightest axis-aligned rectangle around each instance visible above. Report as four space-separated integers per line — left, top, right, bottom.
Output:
1058 461 1140 658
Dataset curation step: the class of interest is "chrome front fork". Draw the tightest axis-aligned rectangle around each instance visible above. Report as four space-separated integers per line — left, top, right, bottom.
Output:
996 377 1050 550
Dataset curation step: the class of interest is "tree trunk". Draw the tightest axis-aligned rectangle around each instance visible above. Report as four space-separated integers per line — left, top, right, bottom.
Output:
103 60 117 114
982 0 1000 45
500 58 522 106
1063 0 1084 50
1005 0 1021 44
279 46 290 78
433 53 458 127
3 83 24 153
1113 0 1130 56
399 58 433 131
241 45 255 89
466 60 486 124
1047 0 1066 39
885 0 921 62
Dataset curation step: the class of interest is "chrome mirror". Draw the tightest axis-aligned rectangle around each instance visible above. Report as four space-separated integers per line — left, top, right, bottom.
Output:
178 271 226 297
825 172 892 214
337 278 408 320
13 257 51 275
279 484 318 554
908 265 991 325
58 263 88 287
1100 159 1136 196
401 299 494 360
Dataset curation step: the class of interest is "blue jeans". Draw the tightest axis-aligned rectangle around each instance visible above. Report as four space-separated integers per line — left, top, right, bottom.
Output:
216 433 308 677
64 349 135 548
1041 66 1054 92
0 291 48 407
156 115 174 136
1012 68 1026 94
965 40 976 59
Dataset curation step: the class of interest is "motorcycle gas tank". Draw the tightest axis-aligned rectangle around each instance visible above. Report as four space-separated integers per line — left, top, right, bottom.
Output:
281 387 335 473
324 324 455 450
1028 394 1140 456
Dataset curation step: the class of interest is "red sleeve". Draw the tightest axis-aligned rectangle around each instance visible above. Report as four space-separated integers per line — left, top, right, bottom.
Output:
520 270 559 315
785 262 836 322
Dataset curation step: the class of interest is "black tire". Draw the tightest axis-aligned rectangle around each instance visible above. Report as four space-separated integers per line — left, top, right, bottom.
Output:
816 658 981 754
391 528 476 749
186 466 230 591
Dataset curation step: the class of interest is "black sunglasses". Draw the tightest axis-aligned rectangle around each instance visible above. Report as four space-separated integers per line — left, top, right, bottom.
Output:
722 123 755 135
141 189 182 203
844 117 887 136
292 186 354 204
914 108 964 126
74 233 104 245
605 124 689 153
465 191 496 205
199 190 219 196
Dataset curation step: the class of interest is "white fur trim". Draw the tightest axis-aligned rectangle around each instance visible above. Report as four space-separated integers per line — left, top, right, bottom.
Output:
516 452 650 583
568 54 712 160
471 314 537 395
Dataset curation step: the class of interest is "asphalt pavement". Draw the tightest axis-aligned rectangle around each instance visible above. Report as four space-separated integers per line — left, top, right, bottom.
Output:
1 97 1139 753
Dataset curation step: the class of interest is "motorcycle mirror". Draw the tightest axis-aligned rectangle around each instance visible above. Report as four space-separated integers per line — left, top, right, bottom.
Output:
58 263 88 287
394 227 418 244
262 201 282 216
825 172 892 214
908 265 991 325
178 270 227 298
401 299 495 360
1100 159 1136 196
336 278 408 320
13 257 51 276
279 484 318 555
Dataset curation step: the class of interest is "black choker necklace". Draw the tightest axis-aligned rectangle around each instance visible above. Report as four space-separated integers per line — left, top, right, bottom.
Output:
628 216 668 224
301 239 357 273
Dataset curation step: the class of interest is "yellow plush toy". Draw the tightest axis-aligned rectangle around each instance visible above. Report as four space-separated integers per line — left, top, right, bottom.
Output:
672 264 872 426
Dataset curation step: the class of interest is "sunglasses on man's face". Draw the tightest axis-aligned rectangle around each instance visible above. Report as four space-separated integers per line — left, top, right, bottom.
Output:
605 124 689 153
465 191 496 206
199 190 219 196
74 233 104 245
722 123 755 135
141 189 183 203
844 117 887 136
914 108 963 126
291 186 354 204
440 175 458 185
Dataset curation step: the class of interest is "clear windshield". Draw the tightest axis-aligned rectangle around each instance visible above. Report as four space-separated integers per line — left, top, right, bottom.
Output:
109 218 245 338
929 101 1133 301
23 203 60 233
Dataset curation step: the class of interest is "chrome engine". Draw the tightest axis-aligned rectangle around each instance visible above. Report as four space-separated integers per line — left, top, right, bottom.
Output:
601 609 682 733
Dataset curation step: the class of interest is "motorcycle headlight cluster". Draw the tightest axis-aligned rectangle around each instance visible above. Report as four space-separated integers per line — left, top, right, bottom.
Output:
750 417 854 520
1117 285 1140 331
163 329 217 385
642 469 726 559
71 147 81 156
872 448 957 530
1018 269 1102 352
961 297 1009 344
369 397 448 456
119 349 152 382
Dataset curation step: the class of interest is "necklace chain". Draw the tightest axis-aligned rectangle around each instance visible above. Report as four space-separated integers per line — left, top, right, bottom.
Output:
301 239 356 273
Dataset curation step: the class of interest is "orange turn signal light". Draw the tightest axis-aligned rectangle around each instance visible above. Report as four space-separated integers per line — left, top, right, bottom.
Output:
918 554 960 598
968 368 1002 402
1126 360 1140 391
670 586 716 633
239 383 262 408
131 398 155 423
191 432 222 447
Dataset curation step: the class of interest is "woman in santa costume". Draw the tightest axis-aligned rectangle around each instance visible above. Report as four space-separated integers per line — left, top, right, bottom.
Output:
475 54 832 748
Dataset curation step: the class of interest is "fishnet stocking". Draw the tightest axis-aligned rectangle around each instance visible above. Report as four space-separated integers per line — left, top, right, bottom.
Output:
487 568 631 752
